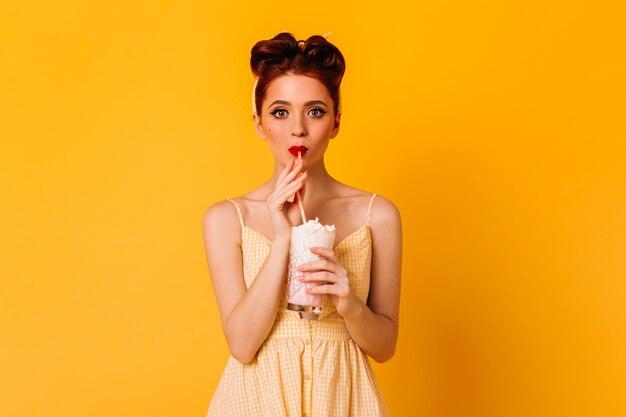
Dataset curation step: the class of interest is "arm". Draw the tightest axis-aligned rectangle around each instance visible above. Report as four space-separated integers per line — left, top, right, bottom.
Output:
342 196 402 363
202 201 291 363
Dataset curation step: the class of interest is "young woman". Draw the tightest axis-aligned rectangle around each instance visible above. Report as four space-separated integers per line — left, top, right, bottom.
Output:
202 31 402 417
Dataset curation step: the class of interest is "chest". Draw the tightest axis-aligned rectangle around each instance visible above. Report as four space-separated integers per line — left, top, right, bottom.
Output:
244 198 366 244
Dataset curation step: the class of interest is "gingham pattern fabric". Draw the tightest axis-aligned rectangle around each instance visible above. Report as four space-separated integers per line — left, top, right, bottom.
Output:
207 194 390 417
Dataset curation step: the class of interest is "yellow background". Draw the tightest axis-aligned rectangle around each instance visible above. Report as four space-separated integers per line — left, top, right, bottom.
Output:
1 1 625 416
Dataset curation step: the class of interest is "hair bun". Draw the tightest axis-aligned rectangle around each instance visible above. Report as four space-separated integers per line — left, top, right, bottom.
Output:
250 32 300 78
301 35 345 80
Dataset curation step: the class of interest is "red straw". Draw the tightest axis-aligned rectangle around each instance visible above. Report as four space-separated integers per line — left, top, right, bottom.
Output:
296 152 307 224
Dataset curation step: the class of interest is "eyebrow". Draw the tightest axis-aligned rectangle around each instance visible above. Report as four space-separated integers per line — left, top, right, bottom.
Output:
268 100 328 109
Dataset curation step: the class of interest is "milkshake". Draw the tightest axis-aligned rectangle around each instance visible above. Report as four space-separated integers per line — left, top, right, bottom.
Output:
286 217 336 320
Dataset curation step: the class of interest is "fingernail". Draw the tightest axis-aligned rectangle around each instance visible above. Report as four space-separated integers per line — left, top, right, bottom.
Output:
295 271 303 277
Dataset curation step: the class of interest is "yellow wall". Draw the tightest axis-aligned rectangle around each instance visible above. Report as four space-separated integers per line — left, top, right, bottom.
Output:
1 1 624 416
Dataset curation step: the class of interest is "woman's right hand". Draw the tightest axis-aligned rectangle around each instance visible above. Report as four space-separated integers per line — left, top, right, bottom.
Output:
266 157 307 240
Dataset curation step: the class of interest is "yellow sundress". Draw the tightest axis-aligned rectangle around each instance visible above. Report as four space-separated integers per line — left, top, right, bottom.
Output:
207 193 390 417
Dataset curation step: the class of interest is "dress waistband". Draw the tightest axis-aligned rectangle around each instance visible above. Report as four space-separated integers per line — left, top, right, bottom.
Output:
266 310 352 341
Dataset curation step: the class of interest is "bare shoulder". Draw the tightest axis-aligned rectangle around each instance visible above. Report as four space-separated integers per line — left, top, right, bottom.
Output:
202 199 242 247
370 194 402 229
368 194 402 250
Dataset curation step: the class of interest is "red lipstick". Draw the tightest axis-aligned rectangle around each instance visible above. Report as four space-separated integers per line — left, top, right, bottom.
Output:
288 146 308 157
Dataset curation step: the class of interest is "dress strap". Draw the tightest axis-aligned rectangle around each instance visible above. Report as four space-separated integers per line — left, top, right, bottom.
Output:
366 193 378 227
225 198 245 228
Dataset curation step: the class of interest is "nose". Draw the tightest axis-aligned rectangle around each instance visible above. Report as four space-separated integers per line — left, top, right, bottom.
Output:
291 114 307 137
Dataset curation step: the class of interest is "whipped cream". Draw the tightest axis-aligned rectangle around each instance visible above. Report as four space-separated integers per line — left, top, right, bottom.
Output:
295 217 336 232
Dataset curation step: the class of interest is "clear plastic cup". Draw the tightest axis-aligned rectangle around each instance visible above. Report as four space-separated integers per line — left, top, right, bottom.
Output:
286 217 336 320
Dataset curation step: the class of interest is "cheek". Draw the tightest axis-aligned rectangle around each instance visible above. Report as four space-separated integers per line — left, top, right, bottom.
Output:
314 120 334 135
264 120 280 133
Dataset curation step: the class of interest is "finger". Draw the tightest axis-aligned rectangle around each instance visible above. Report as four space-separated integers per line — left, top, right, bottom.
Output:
267 179 300 207
306 284 336 295
298 271 336 283
297 258 337 273
286 171 307 190
276 159 297 188
277 175 307 203
306 246 339 264
277 158 304 189
276 157 295 184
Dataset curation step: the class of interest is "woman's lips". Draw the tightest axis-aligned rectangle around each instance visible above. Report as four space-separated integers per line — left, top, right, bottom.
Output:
288 146 308 157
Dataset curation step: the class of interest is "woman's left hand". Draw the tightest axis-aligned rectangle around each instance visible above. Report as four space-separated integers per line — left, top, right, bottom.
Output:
296 247 362 318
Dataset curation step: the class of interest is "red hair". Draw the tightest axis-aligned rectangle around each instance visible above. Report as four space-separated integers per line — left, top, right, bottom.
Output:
250 32 346 117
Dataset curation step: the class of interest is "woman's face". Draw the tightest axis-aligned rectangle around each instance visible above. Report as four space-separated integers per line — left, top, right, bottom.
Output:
253 74 340 169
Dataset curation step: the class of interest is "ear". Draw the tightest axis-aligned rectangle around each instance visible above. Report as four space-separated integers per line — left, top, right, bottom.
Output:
252 113 266 140
329 111 341 139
